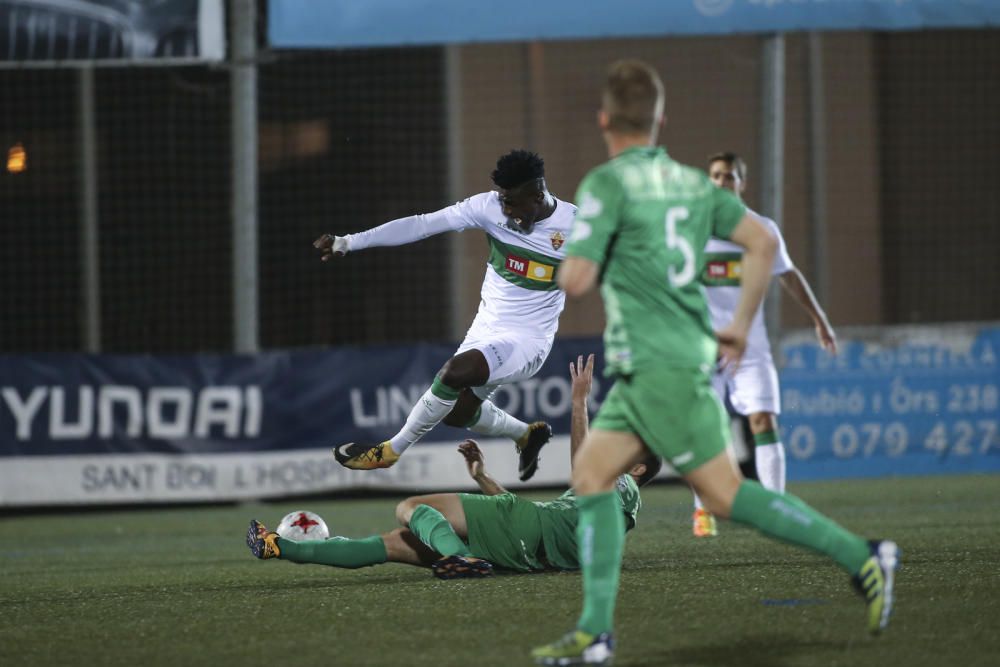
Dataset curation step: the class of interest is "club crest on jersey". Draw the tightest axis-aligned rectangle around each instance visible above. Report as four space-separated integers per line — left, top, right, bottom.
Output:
550 231 566 251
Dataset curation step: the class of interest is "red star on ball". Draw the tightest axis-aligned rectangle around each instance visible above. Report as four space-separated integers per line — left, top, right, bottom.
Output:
291 513 320 534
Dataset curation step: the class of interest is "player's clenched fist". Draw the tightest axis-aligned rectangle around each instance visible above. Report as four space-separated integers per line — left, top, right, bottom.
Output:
313 233 350 261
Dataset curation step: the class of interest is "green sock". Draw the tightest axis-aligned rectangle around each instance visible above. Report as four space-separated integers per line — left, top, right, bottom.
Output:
430 376 461 401
277 535 387 569
753 430 779 446
576 491 624 636
409 504 471 557
731 480 870 573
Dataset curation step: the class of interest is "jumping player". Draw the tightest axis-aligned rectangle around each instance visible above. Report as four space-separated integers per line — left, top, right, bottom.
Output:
313 150 574 481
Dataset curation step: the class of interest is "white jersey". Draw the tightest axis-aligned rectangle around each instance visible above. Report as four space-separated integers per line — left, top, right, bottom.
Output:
701 209 793 362
346 191 577 339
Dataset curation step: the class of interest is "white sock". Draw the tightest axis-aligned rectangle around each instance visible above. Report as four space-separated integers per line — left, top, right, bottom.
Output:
388 387 457 455
755 442 786 493
468 400 530 441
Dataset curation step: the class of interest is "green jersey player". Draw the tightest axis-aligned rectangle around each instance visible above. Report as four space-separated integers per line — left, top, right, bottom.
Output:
531 60 898 666
247 354 659 577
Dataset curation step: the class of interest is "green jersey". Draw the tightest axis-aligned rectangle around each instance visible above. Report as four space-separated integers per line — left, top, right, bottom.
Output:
566 146 745 375
534 474 641 570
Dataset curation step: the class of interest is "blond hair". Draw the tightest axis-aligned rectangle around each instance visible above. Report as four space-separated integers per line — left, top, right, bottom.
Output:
602 59 664 135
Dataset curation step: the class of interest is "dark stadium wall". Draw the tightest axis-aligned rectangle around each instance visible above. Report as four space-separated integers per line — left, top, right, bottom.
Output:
877 30 1000 324
450 33 884 337
2 30 996 354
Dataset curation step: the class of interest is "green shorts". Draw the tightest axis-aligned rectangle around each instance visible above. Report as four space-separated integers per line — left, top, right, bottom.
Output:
591 366 729 474
459 492 545 572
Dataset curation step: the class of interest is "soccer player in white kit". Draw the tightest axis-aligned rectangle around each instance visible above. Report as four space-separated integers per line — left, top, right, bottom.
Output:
693 152 838 536
313 150 576 481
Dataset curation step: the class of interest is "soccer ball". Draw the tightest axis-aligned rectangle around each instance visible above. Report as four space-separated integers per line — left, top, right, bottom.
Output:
275 510 330 542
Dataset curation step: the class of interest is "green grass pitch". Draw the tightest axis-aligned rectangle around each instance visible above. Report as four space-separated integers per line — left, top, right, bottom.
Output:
3 474 999 667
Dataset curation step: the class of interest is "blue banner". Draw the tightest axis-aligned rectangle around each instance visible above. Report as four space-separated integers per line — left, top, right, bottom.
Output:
269 0 1000 49
0 339 609 458
779 324 1000 480
0 338 612 505
2 324 996 505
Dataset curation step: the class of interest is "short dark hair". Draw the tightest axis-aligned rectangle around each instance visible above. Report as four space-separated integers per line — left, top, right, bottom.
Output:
603 59 664 135
708 151 748 182
491 150 545 189
636 454 663 487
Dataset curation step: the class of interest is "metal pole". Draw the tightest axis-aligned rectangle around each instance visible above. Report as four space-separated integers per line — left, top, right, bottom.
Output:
79 65 101 352
231 0 258 353
521 44 535 151
806 32 829 304
444 45 465 341
760 34 785 343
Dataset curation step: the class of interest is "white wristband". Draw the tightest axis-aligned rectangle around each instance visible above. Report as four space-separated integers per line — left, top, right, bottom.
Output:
333 235 351 255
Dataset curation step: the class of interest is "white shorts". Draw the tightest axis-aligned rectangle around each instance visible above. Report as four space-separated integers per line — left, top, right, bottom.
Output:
455 320 552 401
712 357 781 416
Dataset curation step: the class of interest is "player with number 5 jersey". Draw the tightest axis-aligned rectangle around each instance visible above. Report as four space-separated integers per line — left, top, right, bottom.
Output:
531 59 898 667
570 150 745 376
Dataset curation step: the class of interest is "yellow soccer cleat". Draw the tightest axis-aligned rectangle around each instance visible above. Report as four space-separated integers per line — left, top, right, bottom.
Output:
515 421 552 482
246 520 281 560
692 508 718 537
333 441 400 470
853 540 899 634
532 630 615 666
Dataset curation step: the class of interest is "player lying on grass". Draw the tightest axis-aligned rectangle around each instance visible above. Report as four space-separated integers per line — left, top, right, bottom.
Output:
314 150 574 482
247 354 660 579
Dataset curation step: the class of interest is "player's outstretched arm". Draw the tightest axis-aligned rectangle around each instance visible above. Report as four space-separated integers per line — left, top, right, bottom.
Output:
569 353 595 467
313 201 480 261
718 213 777 366
778 268 838 354
459 440 508 496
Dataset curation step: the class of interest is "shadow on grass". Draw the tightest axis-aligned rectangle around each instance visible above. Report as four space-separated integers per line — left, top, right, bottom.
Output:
619 633 862 667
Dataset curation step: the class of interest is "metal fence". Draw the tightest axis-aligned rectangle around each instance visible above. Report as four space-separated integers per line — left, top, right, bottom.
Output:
1 10 997 354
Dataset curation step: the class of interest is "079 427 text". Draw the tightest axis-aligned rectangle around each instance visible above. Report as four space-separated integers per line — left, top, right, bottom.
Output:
786 419 999 461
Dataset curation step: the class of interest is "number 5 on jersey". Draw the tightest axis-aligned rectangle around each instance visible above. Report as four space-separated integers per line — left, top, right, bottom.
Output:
666 206 695 287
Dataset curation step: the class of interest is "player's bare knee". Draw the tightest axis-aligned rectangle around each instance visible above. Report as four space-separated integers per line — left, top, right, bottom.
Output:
384 527 409 546
438 361 469 390
395 498 417 526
